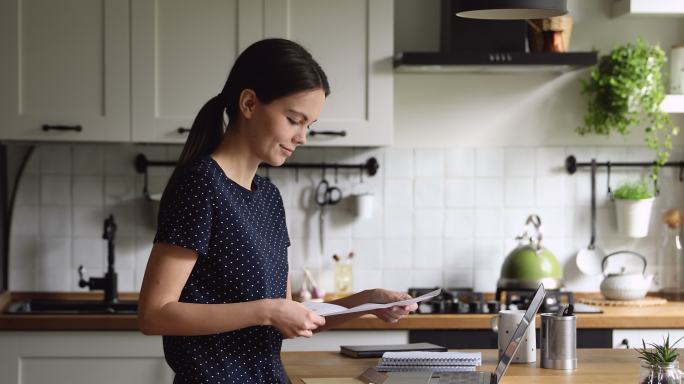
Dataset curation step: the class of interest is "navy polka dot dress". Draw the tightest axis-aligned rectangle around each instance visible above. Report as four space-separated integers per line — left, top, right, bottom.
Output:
153 155 290 384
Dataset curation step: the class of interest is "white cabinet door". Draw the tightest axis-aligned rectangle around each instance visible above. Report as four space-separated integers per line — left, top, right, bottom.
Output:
264 0 394 147
612 329 684 349
0 0 130 142
0 332 173 384
131 0 264 143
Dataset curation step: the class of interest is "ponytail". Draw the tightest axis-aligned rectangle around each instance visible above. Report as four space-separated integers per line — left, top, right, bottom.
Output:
166 38 329 190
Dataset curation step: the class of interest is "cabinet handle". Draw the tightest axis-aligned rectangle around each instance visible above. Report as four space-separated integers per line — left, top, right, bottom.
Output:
42 124 82 132
616 339 630 349
177 127 191 134
308 130 346 137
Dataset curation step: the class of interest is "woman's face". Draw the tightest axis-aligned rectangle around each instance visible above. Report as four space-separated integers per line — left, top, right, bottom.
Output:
244 88 326 166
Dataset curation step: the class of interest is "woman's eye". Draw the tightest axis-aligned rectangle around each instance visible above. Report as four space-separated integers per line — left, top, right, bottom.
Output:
287 117 300 125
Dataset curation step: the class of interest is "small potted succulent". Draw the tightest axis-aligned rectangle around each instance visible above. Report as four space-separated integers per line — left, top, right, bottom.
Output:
636 334 683 384
613 179 655 238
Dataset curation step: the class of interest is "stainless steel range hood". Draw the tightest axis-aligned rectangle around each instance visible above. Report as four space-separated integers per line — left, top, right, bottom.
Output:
394 0 597 73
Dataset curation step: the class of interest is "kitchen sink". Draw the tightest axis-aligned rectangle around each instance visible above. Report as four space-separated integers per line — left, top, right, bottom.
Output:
5 299 138 315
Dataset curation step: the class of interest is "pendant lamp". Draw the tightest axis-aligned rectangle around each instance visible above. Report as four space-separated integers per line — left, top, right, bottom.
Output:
454 0 567 20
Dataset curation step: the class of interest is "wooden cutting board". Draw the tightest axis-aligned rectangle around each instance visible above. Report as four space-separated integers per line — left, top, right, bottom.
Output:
577 295 667 307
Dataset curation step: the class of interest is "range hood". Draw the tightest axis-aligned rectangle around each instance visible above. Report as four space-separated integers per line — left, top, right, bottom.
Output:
394 0 597 73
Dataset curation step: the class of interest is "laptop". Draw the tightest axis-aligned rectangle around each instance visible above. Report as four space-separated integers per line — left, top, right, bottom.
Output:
383 283 546 384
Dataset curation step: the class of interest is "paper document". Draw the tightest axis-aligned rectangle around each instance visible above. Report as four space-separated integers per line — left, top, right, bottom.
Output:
303 288 441 317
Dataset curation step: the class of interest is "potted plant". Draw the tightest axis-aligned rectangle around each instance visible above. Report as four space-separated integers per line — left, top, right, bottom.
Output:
578 38 679 181
613 179 655 238
636 334 683 384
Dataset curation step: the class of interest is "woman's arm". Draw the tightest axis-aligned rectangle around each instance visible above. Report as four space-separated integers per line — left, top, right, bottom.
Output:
138 243 324 337
314 289 417 332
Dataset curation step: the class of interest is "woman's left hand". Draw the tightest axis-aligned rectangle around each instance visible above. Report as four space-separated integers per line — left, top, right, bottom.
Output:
367 289 417 323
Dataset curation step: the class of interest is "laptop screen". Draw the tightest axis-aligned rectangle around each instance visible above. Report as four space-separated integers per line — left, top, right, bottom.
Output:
493 284 546 382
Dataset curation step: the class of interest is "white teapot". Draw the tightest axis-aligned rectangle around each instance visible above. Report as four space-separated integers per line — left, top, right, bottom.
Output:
600 250 654 301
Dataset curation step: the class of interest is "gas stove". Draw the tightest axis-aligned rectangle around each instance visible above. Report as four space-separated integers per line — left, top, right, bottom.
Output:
407 287 575 314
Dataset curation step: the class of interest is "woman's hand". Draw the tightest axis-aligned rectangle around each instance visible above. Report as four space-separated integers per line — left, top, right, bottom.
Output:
367 289 417 323
266 299 326 339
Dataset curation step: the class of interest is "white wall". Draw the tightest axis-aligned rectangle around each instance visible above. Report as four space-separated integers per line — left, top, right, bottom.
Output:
7 0 684 295
394 0 684 147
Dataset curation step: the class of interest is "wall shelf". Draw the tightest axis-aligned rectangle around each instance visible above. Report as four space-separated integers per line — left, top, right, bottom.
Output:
662 95 684 113
613 0 684 17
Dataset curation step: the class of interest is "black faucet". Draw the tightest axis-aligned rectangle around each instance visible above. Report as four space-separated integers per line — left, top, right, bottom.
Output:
78 214 118 305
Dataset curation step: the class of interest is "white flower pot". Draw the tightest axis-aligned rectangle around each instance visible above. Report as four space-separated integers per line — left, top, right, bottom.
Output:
615 197 655 238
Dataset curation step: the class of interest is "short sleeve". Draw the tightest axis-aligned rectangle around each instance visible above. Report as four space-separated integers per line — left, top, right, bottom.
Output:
274 187 290 248
154 168 213 256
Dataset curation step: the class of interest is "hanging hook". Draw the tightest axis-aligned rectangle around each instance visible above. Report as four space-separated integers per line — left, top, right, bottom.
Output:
679 162 684 182
654 177 660 196
334 164 339 184
295 165 299 183
607 161 613 201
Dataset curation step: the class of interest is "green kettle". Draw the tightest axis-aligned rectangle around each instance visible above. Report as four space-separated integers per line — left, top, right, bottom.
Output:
497 214 563 290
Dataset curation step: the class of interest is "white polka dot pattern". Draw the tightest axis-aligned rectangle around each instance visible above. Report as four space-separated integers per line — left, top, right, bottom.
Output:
154 155 290 383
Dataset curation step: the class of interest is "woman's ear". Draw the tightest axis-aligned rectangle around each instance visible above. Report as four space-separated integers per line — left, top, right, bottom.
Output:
238 89 257 119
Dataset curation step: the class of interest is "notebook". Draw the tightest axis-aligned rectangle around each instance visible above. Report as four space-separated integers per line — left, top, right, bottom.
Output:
340 342 447 358
376 351 482 372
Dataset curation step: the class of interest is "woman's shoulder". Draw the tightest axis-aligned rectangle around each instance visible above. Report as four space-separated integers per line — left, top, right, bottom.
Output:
167 156 219 193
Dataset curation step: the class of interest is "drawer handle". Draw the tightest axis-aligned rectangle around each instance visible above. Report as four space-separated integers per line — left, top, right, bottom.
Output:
177 127 191 134
42 124 82 132
308 130 346 137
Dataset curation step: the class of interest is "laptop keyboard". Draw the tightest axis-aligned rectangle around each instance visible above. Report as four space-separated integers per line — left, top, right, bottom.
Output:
430 372 491 384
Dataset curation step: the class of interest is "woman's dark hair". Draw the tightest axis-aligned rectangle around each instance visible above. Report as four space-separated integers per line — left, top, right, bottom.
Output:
174 38 330 172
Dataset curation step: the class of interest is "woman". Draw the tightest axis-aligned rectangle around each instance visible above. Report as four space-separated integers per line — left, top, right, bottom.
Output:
137 38 416 384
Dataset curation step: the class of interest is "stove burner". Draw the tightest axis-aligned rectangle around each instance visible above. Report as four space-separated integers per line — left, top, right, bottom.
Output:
497 288 574 313
407 287 575 314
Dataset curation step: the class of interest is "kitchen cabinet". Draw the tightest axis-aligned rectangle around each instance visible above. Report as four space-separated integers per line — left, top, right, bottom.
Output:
613 0 684 17
131 0 264 143
0 331 173 384
612 329 684 349
0 0 130 142
262 0 394 146
662 95 684 113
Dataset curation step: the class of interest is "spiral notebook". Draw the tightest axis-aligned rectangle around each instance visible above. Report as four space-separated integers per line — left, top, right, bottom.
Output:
376 351 481 372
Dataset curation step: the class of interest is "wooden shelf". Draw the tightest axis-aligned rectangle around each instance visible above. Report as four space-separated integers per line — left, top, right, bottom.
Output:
662 94 684 113
613 0 684 17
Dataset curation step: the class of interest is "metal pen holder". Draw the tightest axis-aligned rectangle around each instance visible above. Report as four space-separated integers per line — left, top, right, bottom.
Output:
540 313 577 370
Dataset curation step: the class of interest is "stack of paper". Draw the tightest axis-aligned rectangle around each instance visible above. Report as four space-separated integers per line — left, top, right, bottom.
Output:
376 351 482 373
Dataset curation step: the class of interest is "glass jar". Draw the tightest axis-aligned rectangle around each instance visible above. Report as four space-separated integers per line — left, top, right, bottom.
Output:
334 257 353 294
657 212 684 301
639 361 682 384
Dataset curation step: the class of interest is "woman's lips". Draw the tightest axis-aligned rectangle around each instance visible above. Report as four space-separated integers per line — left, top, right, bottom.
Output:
280 145 294 155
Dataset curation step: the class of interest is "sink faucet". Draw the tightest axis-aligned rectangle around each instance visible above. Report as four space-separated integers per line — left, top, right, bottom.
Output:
78 214 118 304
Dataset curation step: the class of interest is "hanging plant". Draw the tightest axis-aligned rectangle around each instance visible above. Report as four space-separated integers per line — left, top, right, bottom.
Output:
577 38 679 180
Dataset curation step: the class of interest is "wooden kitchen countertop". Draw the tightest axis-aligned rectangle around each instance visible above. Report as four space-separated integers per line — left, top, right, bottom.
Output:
2 291 684 331
282 349 677 383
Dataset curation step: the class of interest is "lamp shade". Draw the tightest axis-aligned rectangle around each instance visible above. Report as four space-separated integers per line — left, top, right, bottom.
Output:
454 0 567 20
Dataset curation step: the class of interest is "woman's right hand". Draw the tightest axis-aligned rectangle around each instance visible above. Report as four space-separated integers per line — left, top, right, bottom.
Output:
266 299 325 339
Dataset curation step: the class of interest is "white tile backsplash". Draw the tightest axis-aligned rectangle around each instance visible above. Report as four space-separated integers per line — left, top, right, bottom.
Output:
9 144 682 293
504 148 535 177
415 149 444 178
445 148 474 178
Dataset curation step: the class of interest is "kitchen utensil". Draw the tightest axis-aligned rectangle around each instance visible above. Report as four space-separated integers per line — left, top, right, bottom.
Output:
599 250 654 300
315 177 342 257
540 312 577 370
498 214 563 290
576 159 605 275
576 295 666 307
490 310 536 363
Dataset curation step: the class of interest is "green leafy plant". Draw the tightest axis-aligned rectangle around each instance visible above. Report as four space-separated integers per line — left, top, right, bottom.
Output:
636 334 683 365
578 38 679 180
613 179 655 200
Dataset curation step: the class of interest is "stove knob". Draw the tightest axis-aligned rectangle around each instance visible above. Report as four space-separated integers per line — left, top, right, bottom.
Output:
418 302 433 314
468 302 481 313
487 301 501 314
